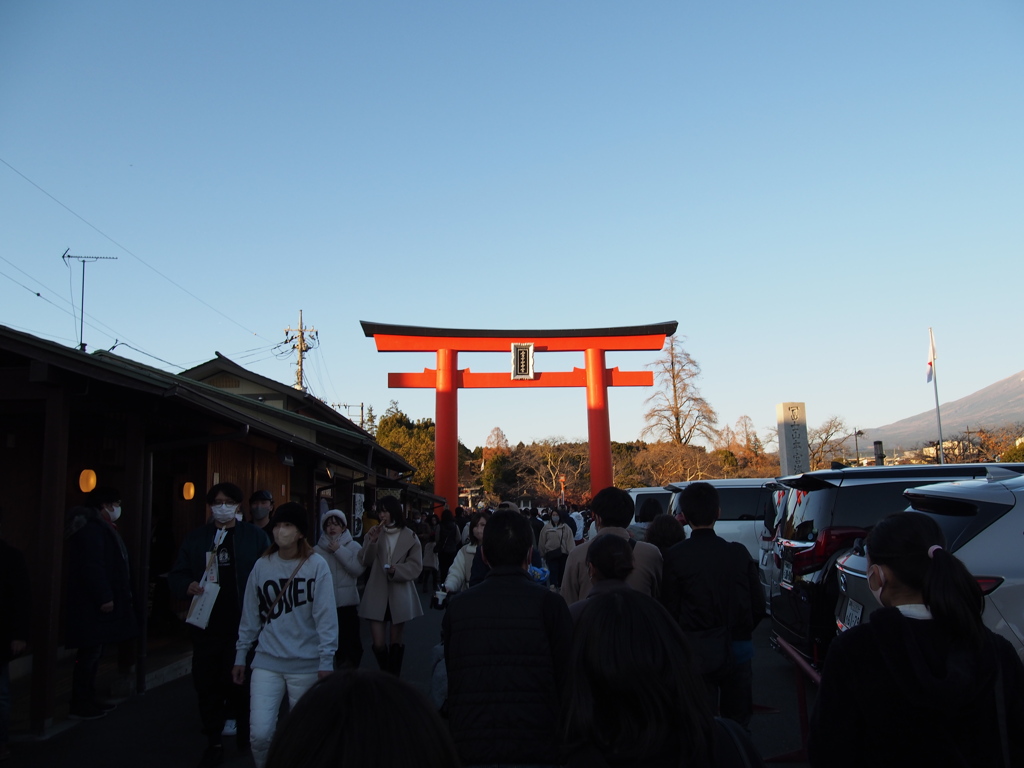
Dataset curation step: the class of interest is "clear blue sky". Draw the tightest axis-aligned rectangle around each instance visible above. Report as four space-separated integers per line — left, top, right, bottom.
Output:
3 2 1022 453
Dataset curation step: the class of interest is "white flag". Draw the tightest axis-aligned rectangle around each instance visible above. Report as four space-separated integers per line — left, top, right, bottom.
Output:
926 330 936 384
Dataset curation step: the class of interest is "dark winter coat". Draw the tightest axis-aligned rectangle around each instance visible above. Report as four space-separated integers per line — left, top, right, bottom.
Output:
809 607 1024 768
442 566 573 766
661 529 765 641
167 521 270 608
65 511 138 648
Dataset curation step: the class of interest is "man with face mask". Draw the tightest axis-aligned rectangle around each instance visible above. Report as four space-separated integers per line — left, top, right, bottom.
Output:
169 482 270 767
248 490 273 531
64 487 139 720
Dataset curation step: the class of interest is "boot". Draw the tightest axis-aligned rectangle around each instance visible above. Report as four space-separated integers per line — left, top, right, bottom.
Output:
372 644 389 671
388 644 405 677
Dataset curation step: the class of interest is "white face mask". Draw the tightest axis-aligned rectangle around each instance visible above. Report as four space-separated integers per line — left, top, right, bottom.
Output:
274 524 301 548
212 504 238 525
867 563 887 607
107 505 122 522
551 515 559 525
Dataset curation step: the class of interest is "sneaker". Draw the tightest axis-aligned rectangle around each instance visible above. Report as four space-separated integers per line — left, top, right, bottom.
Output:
220 719 237 737
69 703 108 720
98 701 117 712
197 744 224 768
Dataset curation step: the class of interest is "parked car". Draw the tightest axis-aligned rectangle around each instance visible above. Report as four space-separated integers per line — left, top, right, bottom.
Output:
834 467 1024 661
770 462 1024 668
758 486 791 615
666 478 783 563
627 479 782 563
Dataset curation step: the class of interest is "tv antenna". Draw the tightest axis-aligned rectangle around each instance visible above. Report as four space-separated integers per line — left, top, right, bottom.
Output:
62 249 118 352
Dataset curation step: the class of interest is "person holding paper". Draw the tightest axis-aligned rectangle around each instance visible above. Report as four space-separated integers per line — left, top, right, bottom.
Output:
169 482 270 768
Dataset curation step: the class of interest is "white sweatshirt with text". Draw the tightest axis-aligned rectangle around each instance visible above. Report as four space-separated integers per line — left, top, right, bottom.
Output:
235 551 338 674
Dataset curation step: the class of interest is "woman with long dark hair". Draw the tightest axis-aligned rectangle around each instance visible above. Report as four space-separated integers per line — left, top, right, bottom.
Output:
809 512 1024 767
357 496 423 677
435 508 461 583
564 589 763 767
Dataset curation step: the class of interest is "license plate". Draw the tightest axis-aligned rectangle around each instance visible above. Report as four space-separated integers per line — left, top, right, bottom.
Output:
842 599 863 630
782 560 793 585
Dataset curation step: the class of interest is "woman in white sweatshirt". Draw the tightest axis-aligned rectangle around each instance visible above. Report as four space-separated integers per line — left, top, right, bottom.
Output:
232 503 338 768
313 509 365 669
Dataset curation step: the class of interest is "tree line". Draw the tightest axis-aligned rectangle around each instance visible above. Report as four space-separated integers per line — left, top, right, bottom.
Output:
366 336 1024 505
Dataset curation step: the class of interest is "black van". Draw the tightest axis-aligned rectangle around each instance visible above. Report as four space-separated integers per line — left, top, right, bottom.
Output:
770 462 1024 668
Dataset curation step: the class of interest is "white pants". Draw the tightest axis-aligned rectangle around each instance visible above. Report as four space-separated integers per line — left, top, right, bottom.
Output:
249 667 318 768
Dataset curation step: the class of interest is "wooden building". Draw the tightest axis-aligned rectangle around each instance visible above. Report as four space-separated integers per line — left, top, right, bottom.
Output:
0 325 414 732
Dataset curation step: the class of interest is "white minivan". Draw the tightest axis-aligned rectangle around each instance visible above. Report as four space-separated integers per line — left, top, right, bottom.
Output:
628 478 782 561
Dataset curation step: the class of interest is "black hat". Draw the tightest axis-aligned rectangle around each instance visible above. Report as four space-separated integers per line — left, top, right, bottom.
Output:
271 502 308 539
250 489 273 503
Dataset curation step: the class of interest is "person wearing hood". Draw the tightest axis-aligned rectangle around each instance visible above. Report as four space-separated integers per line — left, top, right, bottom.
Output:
314 510 365 669
809 512 1024 767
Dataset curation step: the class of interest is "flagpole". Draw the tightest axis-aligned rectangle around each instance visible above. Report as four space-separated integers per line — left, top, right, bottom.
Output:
929 327 945 464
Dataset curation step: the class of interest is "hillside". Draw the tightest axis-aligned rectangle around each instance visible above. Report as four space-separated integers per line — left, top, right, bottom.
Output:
867 370 1024 450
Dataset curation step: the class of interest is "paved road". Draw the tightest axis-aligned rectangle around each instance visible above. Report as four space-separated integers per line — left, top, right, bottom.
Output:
6 591 813 768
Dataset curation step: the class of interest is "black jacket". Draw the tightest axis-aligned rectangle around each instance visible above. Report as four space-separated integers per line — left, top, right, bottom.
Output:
167 521 270 617
661 529 764 641
809 607 1024 768
442 566 573 766
65 511 138 648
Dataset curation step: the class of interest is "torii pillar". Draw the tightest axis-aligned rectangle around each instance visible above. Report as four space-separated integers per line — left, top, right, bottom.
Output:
361 321 677 508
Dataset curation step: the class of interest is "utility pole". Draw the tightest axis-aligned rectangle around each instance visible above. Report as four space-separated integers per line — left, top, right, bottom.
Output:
61 249 117 352
339 403 365 429
283 310 318 391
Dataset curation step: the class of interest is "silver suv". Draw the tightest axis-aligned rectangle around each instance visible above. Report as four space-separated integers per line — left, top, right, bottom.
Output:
770 463 1024 667
834 467 1024 660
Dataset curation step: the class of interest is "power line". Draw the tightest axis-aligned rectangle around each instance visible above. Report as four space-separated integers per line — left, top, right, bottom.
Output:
0 156 269 342
107 341 185 370
0 254 156 353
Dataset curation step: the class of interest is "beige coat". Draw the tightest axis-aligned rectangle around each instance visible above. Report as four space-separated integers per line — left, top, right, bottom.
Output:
559 526 662 604
357 526 424 624
538 522 574 558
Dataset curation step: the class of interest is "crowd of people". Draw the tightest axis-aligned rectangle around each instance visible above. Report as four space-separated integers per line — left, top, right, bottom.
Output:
38 480 1024 768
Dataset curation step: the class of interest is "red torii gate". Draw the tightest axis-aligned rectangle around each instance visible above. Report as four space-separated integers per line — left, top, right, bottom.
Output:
361 321 678 508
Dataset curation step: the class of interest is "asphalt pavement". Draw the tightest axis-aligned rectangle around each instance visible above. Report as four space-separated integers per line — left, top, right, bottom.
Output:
6 590 813 768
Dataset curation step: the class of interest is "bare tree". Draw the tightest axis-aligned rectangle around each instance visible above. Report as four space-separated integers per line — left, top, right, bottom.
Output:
517 438 590 505
807 416 851 469
975 422 1024 461
642 335 718 445
633 442 724 485
485 426 510 452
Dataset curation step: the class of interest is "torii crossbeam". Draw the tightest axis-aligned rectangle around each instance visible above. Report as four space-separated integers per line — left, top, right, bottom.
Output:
361 321 678 508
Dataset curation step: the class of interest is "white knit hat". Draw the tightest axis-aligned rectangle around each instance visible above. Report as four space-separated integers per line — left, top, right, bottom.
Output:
322 509 348 529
